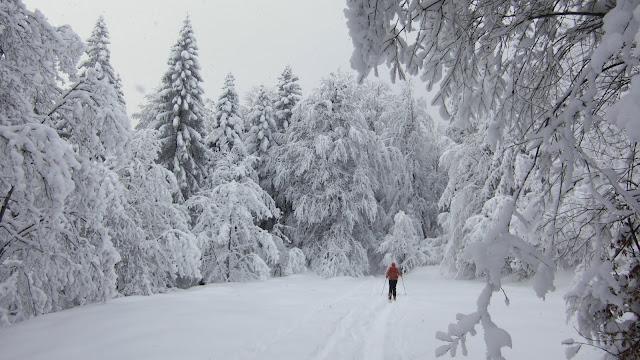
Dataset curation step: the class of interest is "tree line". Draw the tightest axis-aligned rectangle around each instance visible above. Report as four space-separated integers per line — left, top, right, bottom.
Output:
0 2 444 326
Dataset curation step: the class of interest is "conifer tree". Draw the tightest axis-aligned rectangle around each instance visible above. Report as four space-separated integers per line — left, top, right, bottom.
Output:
79 16 125 105
274 66 302 130
246 85 276 156
143 17 208 199
208 73 243 152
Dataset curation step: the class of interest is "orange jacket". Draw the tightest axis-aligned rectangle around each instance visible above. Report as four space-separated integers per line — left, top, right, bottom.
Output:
386 265 401 280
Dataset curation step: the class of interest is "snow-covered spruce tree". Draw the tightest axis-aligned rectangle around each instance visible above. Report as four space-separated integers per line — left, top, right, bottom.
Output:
347 0 640 358
263 68 300 194
79 16 125 105
68 20 200 295
0 0 122 325
379 211 426 272
263 67 301 194
274 65 302 131
246 85 277 157
187 149 280 282
208 73 244 153
260 71 304 274
140 17 207 200
113 129 201 294
273 73 385 277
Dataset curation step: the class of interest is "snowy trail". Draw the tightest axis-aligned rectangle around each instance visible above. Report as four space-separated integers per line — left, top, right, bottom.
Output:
252 281 367 351
362 299 394 360
310 295 388 360
0 267 600 360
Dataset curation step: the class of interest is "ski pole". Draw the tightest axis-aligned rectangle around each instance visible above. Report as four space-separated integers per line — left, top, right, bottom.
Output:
380 278 386 296
401 275 407 295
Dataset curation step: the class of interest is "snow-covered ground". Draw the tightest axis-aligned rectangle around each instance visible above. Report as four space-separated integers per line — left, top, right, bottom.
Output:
0 267 599 360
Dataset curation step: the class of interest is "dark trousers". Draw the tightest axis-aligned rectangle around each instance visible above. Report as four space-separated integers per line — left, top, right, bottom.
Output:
388 279 397 299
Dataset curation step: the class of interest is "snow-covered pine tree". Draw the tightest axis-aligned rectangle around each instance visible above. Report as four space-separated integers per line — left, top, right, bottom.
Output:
273 73 385 277
274 66 302 131
58 18 202 296
208 73 243 152
187 149 280 282
263 67 301 199
246 85 276 157
379 211 426 272
142 17 208 199
79 16 125 105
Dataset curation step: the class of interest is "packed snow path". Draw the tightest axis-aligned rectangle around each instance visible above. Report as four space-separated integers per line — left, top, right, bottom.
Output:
0 267 598 360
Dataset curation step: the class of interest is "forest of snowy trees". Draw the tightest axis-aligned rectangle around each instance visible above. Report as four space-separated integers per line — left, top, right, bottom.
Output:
2 0 640 359
346 0 640 359
0 0 444 326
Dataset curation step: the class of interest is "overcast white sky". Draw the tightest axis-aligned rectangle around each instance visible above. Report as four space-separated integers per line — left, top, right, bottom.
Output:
24 0 397 117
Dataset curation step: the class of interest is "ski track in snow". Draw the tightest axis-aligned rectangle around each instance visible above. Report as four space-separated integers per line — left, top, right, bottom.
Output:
387 296 414 360
250 280 371 356
309 307 359 360
362 299 394 360
310 296 388 360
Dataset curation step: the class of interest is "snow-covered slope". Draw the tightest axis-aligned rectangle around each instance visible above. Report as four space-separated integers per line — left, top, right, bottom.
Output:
0 267 598 360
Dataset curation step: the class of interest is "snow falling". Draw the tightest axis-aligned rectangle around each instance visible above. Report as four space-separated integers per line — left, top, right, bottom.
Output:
1 1 639 359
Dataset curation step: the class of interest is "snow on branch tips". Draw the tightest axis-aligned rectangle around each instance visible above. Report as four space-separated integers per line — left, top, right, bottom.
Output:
346 0 640 358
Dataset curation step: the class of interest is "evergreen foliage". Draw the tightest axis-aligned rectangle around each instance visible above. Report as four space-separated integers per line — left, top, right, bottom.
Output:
274 65 302 130
79 16 125 105
139 17 208 199
246 85 276 157
208 73 243 152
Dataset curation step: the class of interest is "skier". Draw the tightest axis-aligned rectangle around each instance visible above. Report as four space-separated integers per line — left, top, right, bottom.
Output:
385 262 401 301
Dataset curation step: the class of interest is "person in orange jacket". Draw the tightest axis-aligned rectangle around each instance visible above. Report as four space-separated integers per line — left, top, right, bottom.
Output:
385 262 402 301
